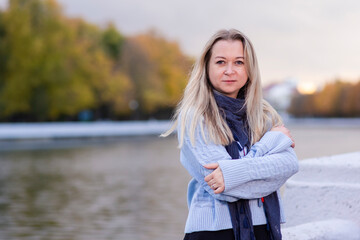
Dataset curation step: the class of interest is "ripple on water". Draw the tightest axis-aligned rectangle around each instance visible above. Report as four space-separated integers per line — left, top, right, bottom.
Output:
0 136 188 240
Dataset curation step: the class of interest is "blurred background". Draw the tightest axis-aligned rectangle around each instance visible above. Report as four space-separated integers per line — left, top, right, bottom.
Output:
0 0 359 239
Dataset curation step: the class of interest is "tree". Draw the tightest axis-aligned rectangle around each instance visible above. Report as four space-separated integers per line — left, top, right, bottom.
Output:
0 0 133 121
0 0 192 121
101 23 125 61
120 30 193 118
288 80 360 117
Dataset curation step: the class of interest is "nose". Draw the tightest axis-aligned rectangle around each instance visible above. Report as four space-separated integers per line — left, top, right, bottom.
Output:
224 64 235 75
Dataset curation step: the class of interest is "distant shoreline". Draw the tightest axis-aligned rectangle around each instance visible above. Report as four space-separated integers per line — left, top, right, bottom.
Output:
0 120 172 141
284 117 360 128
0 118 359 141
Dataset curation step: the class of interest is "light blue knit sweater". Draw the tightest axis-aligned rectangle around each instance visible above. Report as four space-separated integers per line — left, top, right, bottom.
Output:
178 120 299 233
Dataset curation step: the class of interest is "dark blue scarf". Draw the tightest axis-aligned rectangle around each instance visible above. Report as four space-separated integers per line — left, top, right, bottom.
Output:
213 90 282 240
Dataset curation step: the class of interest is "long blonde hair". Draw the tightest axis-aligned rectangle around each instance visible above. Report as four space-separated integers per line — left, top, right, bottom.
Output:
161 29 282 147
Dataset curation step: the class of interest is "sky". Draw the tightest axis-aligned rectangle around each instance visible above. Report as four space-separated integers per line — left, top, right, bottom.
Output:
1 0 360 88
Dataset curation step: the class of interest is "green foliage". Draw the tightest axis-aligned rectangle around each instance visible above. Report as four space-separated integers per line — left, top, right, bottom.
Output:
288 80 360 117
0 0 192 121
120 31 193 117
101 23 124 61
0 0 132 121
0 10 6 81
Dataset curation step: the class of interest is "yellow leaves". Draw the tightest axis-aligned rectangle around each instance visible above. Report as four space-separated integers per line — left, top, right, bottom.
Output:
48 81 94 119
289 80 360 117
124 32 192 115
0 0 192 121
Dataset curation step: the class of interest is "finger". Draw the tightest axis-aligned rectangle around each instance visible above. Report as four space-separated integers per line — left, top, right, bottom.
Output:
290 135 295 148
204 173 213 182
208 179 215 186
213 168 223 181
207 180 215 187
203 163 219 169
214 185 225 194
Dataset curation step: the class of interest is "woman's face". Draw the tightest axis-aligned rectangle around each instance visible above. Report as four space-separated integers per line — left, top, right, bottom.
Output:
208 40 248 98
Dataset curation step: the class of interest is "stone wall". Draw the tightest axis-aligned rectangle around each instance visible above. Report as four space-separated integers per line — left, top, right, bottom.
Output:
282 151 360 239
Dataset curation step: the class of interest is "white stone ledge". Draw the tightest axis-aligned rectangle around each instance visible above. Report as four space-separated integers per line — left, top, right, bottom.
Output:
0 121 172 140
282 151 360 239
299 151 360 168
286 180 360 189
282 219 360 240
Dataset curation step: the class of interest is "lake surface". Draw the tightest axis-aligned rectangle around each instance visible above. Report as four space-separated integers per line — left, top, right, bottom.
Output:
0 123 359 240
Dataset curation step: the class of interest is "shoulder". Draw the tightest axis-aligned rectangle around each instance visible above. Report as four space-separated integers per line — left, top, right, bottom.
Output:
177 107 207 147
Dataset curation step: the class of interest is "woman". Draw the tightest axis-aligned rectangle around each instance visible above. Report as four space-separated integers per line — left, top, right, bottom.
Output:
162 29 299 240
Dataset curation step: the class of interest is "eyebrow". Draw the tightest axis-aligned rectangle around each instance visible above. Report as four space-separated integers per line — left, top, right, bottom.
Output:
215 56 244 59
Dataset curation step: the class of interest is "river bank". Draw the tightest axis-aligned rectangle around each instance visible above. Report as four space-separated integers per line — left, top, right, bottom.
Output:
0 120 172 140
1 118 360 140
0 123 359 239
1 118 359 158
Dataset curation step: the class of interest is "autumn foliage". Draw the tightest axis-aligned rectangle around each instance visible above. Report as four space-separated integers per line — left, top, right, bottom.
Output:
0 0 192 121
288 81 360 117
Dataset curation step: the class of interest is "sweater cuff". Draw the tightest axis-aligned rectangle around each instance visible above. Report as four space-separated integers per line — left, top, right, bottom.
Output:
256 131 293 155
218 160 249 193
264 130 292 143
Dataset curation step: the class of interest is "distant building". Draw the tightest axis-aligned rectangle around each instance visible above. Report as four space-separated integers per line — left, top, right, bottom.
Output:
263 78 299 114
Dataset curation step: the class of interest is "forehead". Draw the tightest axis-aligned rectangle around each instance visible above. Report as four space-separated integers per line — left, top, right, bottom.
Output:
211 40 244 56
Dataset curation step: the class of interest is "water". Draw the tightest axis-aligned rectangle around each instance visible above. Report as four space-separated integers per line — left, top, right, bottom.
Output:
0 123 359 240
0 136 189 240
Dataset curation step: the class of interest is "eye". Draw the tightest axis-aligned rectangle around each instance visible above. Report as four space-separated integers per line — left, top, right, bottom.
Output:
216 60 225 64
235 60 244 65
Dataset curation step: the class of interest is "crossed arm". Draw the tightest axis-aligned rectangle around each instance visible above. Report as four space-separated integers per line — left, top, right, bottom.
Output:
179 124 299 201
205 125 295 194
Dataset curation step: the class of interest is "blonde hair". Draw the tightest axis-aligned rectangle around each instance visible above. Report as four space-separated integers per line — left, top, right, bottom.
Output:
161 29 282 147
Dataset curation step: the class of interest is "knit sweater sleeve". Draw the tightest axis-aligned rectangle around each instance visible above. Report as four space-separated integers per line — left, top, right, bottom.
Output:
217 131 299 199
179 120 238 202
178 115 298 202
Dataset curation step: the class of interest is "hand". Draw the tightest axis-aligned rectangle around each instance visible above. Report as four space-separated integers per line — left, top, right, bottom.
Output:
204 163 225 194
271 124 295 148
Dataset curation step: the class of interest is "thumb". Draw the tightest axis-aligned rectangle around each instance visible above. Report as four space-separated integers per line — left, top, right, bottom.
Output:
204 163 219 169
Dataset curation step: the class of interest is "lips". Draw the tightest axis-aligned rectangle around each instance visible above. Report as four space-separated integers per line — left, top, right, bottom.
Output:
222 80 236 82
